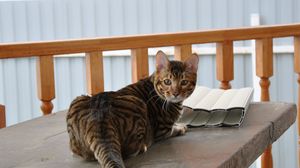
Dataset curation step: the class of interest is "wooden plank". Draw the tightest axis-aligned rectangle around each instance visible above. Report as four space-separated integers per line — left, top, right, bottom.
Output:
36 55 55 115
0 103 296 168
255 38 274 168
174 44 192 61
216 41 234 89
0 104 5 128
86 51 104 95
131 48 149 83
1 23 300 58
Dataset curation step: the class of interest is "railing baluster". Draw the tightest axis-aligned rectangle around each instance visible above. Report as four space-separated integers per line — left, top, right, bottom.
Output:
256 38 273 168
0 104 5 128
294 36 300 160
131 48 149 83
216 41 234 90
86 52 104 95
36 56 55 115
175 44 192 61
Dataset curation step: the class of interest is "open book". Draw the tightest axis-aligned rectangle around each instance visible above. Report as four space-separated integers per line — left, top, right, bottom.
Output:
177 86 254 127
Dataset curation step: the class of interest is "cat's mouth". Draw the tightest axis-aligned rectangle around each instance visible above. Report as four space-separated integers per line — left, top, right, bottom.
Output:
157 91 185 103
166 96 184 103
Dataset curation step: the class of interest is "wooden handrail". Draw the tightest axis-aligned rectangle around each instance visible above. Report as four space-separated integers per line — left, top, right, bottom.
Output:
1 23 300 168
1 23 300 58
0 104 5 128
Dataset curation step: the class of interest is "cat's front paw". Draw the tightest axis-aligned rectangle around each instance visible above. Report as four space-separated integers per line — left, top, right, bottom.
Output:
178 124 188 135
172 124 187 136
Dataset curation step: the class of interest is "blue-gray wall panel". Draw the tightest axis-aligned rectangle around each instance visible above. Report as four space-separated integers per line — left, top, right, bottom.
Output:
0 0 299 167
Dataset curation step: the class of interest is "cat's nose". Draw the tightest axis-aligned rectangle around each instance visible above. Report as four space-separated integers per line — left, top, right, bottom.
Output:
173 93 180 97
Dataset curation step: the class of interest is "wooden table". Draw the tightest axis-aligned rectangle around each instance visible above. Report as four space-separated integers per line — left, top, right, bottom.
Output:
0 102 296 168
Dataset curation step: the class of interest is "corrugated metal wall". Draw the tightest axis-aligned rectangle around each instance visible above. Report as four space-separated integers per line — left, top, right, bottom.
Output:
0 0 299 167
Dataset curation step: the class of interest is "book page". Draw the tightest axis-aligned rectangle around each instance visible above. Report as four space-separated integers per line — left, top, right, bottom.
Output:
205 110 228 126
183 86 211 108
189 111 210 127
227 88 253 109
223 109 244 126
194 89 225 111
177 108 198 124
211 89 238 110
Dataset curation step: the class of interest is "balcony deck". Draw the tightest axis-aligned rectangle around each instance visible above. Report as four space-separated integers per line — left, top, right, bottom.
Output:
0 102 296 168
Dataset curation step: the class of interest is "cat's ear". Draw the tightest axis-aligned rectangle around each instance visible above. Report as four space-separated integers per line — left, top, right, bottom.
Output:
156 50 169 71
184 53 199 73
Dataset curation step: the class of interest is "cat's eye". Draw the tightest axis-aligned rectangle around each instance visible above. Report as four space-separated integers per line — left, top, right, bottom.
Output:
164 79 172 85
137 133 144 139
181 80 189 86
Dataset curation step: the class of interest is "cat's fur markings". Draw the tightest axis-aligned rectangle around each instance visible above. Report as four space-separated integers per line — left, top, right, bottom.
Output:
66 51 199 168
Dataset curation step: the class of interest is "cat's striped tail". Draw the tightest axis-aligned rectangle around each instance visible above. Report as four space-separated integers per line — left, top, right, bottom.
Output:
89 139 125 168
87 93 125 168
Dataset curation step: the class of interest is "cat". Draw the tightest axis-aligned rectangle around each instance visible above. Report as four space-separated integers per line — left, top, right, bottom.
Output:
66 50 199 168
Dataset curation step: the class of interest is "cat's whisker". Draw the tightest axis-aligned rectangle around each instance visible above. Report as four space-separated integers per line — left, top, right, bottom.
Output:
153 96 163 105
162 100 168 112
161 100 166 112
148 88 156 95
166 101 169 111
146 95 159 104
166 101 170 112
146 89 160 104
165 102 168 112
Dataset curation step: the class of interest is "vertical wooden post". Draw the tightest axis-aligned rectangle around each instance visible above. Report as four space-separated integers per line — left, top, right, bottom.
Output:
36 55 55 115
174 44 192 61
131 48 149 83
86 51 104 96
0 104 5 128
216 41 234 90
256 38 273 168
294 36 300 163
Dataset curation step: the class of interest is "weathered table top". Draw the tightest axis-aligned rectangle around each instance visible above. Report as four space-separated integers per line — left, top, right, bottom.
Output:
0 102 296 168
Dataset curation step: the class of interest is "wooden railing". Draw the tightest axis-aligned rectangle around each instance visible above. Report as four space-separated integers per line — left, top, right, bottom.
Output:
1 23 300 168
0 104 5 128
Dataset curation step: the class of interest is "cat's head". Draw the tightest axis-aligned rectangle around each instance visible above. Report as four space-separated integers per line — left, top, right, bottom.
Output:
153 50 199 103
